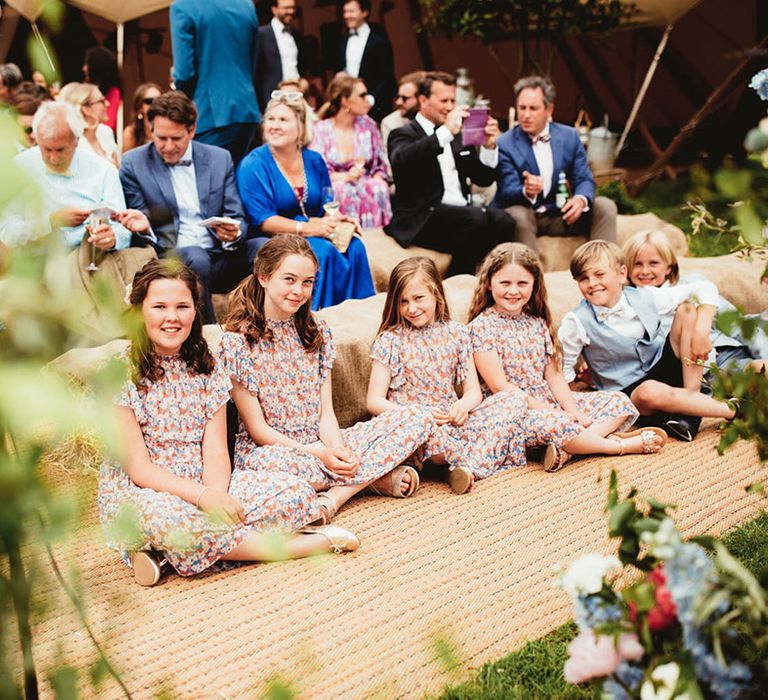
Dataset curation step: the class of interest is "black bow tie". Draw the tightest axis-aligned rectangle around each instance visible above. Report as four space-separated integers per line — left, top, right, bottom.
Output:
531 133 551 145
171 159 192 167
350 29 359 36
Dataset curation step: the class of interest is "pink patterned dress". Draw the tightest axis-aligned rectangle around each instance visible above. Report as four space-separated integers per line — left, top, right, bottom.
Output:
371 321 529 476
469 309 638 448
219 318 433 486
310 115 392 228
98 354 321 577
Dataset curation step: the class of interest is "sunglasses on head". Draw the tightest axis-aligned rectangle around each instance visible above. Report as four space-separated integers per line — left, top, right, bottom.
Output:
142 97 155 106
271 89 303 101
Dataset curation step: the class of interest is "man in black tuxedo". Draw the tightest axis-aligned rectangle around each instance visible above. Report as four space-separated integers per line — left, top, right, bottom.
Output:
256 0 305 111
336 0 395 122
385 71 517 276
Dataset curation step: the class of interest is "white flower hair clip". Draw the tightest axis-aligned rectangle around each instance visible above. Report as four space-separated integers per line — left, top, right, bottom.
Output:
123 283 133 305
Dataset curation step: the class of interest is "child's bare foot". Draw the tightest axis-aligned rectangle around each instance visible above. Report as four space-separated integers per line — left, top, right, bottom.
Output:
610 427 667 455
369 465 420 498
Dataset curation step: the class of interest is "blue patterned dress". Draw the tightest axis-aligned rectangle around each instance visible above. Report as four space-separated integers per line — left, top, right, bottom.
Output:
98 354 321 576
469 309 638 448
370 320 529 476
219 318 434 486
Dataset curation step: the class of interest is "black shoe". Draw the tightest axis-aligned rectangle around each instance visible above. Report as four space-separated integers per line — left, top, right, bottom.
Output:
665 415 701 442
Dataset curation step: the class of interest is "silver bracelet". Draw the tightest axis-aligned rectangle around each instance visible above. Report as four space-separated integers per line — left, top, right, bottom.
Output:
295 220 303 236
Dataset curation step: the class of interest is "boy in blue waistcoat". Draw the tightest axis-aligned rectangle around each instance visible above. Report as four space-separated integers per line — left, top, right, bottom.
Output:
558 240 737 439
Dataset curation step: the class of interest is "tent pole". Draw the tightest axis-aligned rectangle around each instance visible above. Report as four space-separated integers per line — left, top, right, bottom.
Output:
117 22 124 150
615 23 673 159
30 20 57 75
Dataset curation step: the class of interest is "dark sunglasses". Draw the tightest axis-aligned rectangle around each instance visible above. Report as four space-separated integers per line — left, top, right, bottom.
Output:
395 93 414 102
142 97 155 106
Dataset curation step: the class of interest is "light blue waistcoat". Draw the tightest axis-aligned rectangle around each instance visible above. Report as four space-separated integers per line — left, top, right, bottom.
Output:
572 287 666 392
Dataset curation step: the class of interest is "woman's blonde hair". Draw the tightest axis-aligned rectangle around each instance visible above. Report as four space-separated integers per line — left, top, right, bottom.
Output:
469 242 559 361
377 257 450 335
622 230 680 286
58 81 101 124
264 92 314 146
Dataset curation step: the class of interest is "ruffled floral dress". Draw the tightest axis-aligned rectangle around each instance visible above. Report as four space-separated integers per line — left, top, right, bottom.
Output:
219 318 433 486
469 309 638 448
98 354 321 576
371 320 529 476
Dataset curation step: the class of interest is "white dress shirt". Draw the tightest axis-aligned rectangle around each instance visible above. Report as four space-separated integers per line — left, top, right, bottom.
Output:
170 143 211 250
271 17 299 81
415 112 499 207
344 22 370 78
558 281 720 382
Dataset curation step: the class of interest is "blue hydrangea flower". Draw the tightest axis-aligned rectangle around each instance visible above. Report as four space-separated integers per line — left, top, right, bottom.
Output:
750 69 768 101
573 591 623 630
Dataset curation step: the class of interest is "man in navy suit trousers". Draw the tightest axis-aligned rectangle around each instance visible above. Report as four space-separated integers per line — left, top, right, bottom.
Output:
493 75 617 251
170 0 261 165
256 0 305 111
336 0 396 123
120 92 262 323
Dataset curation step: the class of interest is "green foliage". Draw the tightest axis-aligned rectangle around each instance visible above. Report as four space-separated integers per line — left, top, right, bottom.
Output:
417 0 634 75
596 180 645 215
264 675 297 700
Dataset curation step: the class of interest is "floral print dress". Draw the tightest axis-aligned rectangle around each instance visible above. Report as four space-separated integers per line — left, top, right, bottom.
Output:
469 309 638 448
310 115 392 228
219 318 433 486
371 321 529 476
98 354 321 577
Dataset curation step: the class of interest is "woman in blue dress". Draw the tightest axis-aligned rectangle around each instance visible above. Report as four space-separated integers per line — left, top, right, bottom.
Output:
237 90 375 309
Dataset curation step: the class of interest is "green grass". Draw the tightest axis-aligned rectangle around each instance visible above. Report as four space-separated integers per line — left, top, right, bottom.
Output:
431 509 768 699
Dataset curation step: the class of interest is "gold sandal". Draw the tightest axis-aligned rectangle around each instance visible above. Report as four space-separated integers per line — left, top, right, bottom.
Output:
368 465 420 498
297 525 360 554
309 492 338 526
448 466 474 494
543 444 572 473
611 427 667 455
131 550 167 587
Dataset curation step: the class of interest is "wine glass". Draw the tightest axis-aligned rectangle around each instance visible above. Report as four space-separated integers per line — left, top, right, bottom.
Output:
322 186 340 218
85 211 107 272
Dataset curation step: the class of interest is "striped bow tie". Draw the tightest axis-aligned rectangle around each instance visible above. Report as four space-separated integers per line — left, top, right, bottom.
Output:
531 133 551 145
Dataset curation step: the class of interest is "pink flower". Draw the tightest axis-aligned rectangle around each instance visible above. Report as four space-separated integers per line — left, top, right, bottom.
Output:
648 565 678 632
617 632 645 661
564 630 621 683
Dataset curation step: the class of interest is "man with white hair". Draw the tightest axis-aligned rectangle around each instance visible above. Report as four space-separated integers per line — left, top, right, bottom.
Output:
0 101 148 249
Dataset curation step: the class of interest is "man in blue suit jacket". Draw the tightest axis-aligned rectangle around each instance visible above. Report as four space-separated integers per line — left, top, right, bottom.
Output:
120 92 262 323
493 75 616 251
170 0 261 165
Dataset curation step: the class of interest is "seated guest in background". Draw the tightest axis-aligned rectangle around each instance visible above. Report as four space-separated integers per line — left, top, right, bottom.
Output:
0 101 143 251
493 75 617 251
386 71 517 276
58 82 120 167
311 75 391 229
256 0 305 111
380 71 424 149
13 82 53 150
120 91 257 323
82 47 122 135
0 63 23 105
122 82 162 153
237 91 375 309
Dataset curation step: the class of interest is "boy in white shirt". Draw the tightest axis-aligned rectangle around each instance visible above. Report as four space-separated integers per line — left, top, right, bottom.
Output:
558 241 737 439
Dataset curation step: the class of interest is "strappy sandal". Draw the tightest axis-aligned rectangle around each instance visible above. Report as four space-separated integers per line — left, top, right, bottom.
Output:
368 465 420 498
543 444 572 473
297 525 361 554
131 550 167 587
309 492 338 526
448 466 474 494
611 427 668 455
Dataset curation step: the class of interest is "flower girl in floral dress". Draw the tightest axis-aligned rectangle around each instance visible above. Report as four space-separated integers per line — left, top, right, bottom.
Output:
99 259 359 587
366 257 529 493
219 235 434 522
468 243 665 472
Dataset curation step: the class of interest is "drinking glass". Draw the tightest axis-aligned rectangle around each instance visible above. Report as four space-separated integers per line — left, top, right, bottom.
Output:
322 186 340 218
85 212 107 272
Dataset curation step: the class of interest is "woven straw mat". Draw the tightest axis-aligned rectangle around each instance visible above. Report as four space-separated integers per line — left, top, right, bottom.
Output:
18 420 766 699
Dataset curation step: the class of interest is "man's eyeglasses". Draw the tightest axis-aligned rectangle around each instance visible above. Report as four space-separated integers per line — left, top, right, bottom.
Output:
141 97 155 106
85 97 106 106
271 89 303 102
395 93 415 102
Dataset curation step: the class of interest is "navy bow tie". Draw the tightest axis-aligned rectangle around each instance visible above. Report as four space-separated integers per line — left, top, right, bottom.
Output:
531 133 551 146
171 159 192 167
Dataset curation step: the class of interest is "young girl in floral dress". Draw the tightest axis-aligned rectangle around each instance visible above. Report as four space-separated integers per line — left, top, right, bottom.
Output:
366 257 529 493
468 243 665 472
98 259 359 587
219 235 434 522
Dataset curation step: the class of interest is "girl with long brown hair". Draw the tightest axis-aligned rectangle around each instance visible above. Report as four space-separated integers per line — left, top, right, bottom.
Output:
220 236 434 523
122 82 162 152
99 258 359 587
367 257 528 493
469 243 664 472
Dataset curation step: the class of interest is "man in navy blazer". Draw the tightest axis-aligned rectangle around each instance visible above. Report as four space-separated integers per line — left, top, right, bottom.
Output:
120 92 262 323
493 75 616 251
336 0 396 123
256 0 305 111
170 0 261 165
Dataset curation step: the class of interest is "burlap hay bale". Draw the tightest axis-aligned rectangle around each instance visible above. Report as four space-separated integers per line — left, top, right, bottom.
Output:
537 212 688 273
679 255 768 314
361 228 452 292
